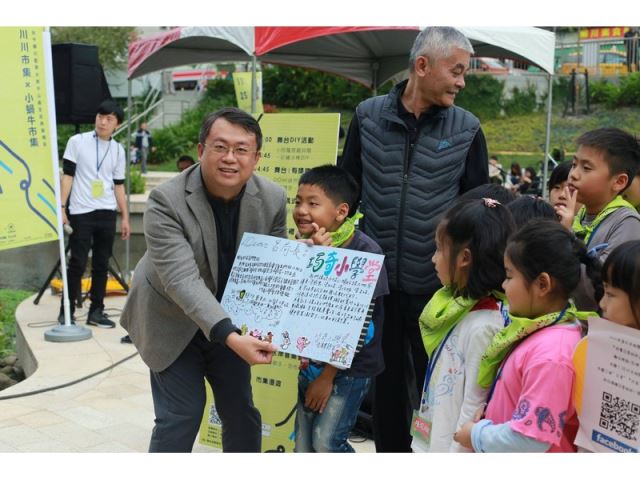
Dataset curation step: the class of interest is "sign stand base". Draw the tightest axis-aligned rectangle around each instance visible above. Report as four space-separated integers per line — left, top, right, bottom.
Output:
44 324 92 342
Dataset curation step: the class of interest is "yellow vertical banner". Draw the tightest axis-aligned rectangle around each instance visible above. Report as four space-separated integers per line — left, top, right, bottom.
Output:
0 27 58 251
255 113 341 238
199 352 300 452
233 71 264 113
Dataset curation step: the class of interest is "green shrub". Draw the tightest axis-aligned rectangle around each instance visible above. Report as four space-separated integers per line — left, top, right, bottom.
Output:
589 79 618 105
152 92 236 163
551 75 571 107
503 84 538 116
206 78 236 98
455 74 504 120
262 65 372 110
0 289 33 356
615 72 640 107
128 169 145 194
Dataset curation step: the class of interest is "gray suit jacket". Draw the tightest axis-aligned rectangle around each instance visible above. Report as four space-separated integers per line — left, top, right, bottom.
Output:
120 165 287 372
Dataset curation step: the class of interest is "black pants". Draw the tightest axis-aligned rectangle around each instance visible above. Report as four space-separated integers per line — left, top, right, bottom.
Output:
373 290 430 452
61 210 116 315
149 331 261 452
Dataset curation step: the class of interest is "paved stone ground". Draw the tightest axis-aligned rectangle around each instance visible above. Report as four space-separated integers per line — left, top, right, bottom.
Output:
0 292 374 453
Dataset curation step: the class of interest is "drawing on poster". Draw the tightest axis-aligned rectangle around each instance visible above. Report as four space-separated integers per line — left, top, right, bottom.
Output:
221 233 384 367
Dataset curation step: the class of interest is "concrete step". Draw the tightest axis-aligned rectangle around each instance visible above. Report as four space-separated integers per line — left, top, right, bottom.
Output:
142 171 178 192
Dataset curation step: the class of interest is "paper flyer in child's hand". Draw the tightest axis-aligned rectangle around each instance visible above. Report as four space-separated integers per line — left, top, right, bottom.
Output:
221 233 385 368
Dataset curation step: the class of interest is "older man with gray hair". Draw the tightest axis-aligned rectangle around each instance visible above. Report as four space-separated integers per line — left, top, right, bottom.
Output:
340 26 489 452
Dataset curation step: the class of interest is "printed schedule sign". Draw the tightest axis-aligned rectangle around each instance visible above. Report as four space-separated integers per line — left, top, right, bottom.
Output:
574 317 640 453
221 233 384 368
0 27 58 251
254 113 340 238
233 71 263 114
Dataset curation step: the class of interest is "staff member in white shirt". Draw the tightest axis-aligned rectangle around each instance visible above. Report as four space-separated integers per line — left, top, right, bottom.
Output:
59 100 130 328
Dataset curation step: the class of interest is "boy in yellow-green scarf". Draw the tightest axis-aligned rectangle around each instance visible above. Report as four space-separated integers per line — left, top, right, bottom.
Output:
556 127 640 311
292 165 389 453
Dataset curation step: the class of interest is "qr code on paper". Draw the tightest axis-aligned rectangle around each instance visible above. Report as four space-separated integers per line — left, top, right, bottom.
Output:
208 404 222 426
599 391 640 441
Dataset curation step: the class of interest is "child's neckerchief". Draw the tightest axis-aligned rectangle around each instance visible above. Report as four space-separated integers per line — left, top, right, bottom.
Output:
330 212 363 247
419 286 478 358
477 302 594 388
572 195 635 247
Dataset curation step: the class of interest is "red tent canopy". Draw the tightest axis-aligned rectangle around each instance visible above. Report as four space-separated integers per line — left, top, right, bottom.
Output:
255 26 419 55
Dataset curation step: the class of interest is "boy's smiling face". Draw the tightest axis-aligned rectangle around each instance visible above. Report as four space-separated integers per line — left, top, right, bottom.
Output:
569 145 629 214
293 184 349 236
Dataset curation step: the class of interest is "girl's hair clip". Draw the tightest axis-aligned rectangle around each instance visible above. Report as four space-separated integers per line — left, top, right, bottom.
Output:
482 198 501 208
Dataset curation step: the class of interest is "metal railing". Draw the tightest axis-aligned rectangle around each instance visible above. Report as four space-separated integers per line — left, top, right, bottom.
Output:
555 35 639 77
113 98 164 139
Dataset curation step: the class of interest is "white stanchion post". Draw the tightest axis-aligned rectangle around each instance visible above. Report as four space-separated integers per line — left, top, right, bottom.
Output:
42 27 92 343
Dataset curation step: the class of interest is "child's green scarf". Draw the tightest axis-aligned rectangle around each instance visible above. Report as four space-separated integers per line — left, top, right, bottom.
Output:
419 286 477 358
331 212 363 247
477 303 594 388
572 195 635 246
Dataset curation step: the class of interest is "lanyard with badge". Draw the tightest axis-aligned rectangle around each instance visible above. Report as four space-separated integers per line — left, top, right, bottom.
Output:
92 134 111 199
410 324 457 447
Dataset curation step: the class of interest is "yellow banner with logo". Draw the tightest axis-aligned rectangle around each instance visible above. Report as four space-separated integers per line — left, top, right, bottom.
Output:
233 71 263 114
0 27 58 251
198 351 300 452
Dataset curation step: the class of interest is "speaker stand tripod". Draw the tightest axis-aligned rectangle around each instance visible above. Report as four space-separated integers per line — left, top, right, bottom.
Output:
34 244 129 306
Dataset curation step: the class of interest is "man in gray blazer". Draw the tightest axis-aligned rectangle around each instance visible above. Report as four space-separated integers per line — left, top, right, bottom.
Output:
120 107 286 452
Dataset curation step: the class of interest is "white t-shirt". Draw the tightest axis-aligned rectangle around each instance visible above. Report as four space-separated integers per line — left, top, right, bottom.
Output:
64 131 126 214
411 308 504 453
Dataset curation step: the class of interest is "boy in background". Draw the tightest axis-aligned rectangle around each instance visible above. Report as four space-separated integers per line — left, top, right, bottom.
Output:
568 127 640 310
176 155 196 172
548 160 583 229
292 165 389 452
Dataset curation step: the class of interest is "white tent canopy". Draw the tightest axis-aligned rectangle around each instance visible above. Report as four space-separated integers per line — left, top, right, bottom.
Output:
256 26 555 89
128 26 555 88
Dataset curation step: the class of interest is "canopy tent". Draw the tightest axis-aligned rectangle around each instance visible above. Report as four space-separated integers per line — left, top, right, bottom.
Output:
128 26 255 80
128 26 555 84
123 25 557 276
255 26 555 89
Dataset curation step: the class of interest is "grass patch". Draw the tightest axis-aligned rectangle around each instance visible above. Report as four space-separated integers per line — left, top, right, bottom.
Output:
0 289 33 356
483 106 640 155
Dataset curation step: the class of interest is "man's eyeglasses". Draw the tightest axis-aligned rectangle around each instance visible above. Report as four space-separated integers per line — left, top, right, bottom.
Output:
204 143 257 158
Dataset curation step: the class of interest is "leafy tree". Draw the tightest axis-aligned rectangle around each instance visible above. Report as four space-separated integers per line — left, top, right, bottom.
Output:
50 27 138 70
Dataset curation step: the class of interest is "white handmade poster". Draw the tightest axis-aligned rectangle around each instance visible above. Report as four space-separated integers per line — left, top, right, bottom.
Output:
221 233 384 368
574 316 640 453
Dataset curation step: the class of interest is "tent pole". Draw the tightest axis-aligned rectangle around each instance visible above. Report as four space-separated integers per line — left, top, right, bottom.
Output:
542 71 554 201
541 26 557 201
251 55 257 113
372 62 379 96
125 79 132 281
